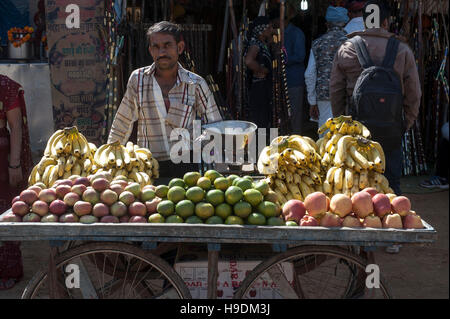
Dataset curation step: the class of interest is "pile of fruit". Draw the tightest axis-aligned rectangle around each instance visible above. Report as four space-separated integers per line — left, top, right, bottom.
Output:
281 189 424 229
93 141 159 187
316 116 395 197
148 171 286 225
28 127 96 187
4 170 290 226
28 127 159 189
6 171 160 224
257 135 323 206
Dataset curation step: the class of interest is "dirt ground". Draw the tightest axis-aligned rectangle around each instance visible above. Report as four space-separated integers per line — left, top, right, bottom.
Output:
0 188 448 299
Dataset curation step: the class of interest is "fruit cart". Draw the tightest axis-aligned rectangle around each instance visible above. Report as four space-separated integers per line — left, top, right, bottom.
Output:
0 212 437 299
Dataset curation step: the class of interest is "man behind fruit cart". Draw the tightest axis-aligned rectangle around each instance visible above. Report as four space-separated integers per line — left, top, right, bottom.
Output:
108 21 222 178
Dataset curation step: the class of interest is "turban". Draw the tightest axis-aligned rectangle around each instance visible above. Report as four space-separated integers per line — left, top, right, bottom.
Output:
325 6 349 24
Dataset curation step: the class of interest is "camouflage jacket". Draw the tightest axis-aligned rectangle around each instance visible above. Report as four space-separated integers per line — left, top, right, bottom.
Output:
311 26 348 101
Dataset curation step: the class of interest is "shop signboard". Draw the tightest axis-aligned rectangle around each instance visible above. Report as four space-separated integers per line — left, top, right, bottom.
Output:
45 0 106 144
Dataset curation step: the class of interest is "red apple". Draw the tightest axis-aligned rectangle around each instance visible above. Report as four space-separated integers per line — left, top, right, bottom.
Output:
372 193 391 218
382 213 403 229
362 187 378 198
330 194 352 218
403 213 424 229
282 200 307 223
351 191 374 218
320 212 343 227
299 215 319 226
304 192 328 217
363 215 382 228
391 196 411 217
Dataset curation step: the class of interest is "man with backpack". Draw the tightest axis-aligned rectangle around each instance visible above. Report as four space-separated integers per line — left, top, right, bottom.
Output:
330 0 421 196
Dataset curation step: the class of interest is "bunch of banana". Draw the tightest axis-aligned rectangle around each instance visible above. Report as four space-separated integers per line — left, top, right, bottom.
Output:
318 115 371 139
93 141 159 189
321 135 394 196
28 127 96 187
258 135 322 206
43 126 92 160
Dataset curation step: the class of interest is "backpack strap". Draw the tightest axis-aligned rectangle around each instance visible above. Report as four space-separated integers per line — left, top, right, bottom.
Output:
349 35 374 69
382 36 400 69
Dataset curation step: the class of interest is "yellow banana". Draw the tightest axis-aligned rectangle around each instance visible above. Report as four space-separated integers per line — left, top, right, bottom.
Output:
318 118 333 135
114 145 124 169
323 180 332 194
94 144 109 166
345 168 354 189
349 145 370 169
135 148 153 159
42 164 54 187
274 188 288 205
335 135 354 167
371 141 386 172
83 158 93 172
51 133 65 157
299 182 312 199
48 165 59 187
302 175 314 186
44 130 64 157
65 155 76 172
326 167 338 183
345 154 356 169
275 179 288 194
359 169 369 189
334 167 344 190
285 171 294 184
37 157 58 175
288 136 315 160
28 165 38 186
310 171 321 184
72 135 81 157
72 162 82 176
293 173 302 185
351 173 360 196
107 145 116 165
121 145 131 166
57 157 66 177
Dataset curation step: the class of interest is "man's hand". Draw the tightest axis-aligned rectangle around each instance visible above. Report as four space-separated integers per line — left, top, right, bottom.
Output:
9 166 23 188
310 105 319 120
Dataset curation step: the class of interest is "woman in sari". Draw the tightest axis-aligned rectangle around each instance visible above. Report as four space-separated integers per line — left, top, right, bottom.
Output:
0 74 33 290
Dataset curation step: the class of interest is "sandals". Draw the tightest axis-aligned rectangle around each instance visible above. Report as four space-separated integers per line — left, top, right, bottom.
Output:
420 176 449 190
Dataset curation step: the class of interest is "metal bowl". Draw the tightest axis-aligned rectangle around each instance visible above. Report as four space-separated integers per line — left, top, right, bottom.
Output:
201 120 258 165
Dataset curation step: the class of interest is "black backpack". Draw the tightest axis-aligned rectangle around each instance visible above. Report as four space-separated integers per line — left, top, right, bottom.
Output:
350 35 405 150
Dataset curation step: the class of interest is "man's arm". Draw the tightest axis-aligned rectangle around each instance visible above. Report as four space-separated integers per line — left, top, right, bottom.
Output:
305 49 317 105
286 29 306 66
330 47 348 117
196 79 222 124
402 47 422 130
107 72 139 144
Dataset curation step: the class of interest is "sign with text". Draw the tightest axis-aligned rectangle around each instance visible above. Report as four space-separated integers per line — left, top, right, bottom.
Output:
45 0 106 144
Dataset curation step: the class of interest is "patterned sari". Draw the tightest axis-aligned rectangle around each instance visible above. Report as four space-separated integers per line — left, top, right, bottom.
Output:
0 75 33 289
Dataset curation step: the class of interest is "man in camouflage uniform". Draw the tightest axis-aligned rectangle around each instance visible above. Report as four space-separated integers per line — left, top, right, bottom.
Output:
304 6 349 132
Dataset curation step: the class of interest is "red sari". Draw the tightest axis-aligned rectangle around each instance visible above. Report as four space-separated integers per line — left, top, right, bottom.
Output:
0 75 33 289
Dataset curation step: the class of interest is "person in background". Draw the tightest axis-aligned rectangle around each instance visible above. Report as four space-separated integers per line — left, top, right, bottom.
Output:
244 15 276 130
283 1 306 134
0 74 33 290
420 122 449 189
330 0 420 196
304 6 349 133
344 0 366 34
330 1 421 255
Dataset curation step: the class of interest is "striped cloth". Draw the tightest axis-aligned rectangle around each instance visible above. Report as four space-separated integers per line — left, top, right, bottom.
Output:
108 63 222 161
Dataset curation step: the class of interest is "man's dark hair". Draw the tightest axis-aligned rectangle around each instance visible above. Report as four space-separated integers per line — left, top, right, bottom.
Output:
147 21 182 44
363 0 391 26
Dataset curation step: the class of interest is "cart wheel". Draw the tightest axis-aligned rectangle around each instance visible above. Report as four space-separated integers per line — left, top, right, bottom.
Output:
233 245 391 299
21 242 191 299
